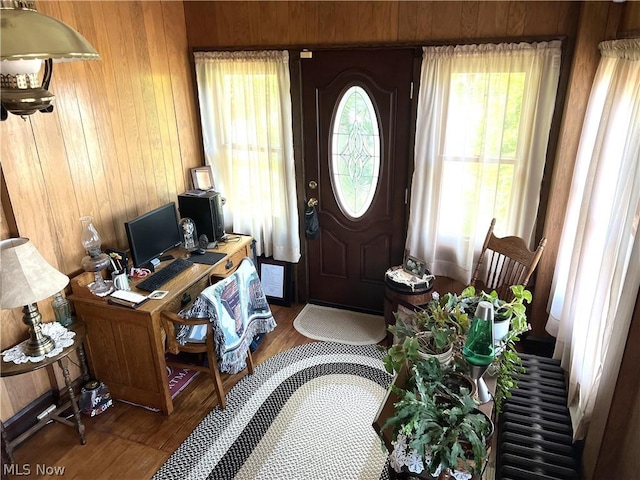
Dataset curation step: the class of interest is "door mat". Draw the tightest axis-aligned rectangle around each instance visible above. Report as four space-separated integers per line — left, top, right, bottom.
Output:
166 357 200 399
118 354 200 412
293 304 387 345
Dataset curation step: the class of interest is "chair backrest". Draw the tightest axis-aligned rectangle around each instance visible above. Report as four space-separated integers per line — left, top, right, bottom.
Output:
471 218 547 300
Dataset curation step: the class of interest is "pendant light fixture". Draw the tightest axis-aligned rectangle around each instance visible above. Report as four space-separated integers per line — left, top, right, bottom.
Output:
0 0 99 120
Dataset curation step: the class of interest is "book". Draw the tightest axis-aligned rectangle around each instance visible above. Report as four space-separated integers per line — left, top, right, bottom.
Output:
108 290 149 309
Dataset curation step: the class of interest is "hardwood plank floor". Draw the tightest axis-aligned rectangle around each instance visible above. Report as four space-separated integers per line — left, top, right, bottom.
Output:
10 303 310 479
9 304 498 480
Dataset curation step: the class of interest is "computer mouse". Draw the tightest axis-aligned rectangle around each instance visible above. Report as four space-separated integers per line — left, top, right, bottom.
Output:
192 248 206 255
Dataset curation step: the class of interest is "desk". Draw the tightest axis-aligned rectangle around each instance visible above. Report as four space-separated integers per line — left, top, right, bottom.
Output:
68 235 253 415
1 322 89 462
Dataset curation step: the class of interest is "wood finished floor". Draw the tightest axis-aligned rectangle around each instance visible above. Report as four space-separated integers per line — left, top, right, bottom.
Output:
10 305 497 480
11 303 312 479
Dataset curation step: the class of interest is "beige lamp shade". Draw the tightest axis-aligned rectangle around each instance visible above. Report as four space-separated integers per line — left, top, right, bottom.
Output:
0 238 69 309
0 2 99 62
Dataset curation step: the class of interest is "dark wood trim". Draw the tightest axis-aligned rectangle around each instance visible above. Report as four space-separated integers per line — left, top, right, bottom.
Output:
535 35 574 268
289 52 306 305
3 391 57 447
190 34 567 54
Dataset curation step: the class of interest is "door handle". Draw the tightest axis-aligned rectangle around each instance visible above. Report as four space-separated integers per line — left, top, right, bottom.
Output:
307 197 318 208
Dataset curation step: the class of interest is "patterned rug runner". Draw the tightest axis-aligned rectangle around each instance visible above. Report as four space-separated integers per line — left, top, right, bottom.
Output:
119 355 199 412
293 304 387 345
153 342 392 480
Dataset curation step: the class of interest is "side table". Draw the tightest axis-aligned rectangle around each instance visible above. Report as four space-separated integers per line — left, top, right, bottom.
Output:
0 321 89 463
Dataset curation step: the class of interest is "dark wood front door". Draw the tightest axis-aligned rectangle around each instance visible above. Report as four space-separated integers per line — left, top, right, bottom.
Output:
301 49 416 313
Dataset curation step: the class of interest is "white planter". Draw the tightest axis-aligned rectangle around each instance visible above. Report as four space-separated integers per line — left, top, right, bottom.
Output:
493 318 510 345
415 332 454 365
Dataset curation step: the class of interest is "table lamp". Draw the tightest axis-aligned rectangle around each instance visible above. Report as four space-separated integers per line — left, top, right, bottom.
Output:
462 300 495 404
79 216 111 295
0 238 70 356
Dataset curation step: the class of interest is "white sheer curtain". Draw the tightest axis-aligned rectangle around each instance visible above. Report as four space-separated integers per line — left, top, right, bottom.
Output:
545 38 640 440
194 51 300 263
406 42 561 284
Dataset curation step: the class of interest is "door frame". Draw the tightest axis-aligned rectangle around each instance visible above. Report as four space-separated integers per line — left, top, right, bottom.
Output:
289 46 423 308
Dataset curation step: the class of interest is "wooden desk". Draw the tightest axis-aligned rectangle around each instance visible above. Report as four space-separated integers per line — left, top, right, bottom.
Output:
1 322 89 462
68 235 253 415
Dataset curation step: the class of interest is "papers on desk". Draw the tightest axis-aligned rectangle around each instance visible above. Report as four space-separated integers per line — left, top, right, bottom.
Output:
108 290 149 309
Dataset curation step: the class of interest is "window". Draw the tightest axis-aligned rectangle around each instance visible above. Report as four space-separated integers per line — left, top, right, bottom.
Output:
194 51 300 263
440 71 525 237
406 42 562 283
330 85 381 219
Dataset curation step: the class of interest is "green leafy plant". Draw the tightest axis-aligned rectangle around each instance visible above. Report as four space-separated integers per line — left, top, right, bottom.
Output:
381 359 492 476
494 339 525 413
460 285 532 335
457 285 531 413
383 294 471 375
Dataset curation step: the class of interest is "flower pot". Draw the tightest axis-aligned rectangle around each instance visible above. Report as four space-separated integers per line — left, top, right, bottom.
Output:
415 332 454 366
442 372 477 399
493 316 510 345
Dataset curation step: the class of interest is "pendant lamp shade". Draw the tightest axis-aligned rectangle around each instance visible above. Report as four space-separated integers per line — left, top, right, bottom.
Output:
0 1 99 119
0 4 99 62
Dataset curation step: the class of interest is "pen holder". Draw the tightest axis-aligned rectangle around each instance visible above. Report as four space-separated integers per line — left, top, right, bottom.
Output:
112 271 130 291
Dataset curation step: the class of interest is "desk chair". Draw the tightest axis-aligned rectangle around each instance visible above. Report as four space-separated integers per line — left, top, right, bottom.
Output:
161 310 253 409
471 218 547 300
160 257 276 409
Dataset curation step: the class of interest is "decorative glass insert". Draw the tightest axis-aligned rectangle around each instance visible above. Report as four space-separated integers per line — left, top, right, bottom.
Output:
330 85 381 219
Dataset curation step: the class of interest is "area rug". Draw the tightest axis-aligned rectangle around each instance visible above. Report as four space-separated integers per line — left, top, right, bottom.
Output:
293 304 387 345
119 355 199 412
153 342 393 480
166 359 200 399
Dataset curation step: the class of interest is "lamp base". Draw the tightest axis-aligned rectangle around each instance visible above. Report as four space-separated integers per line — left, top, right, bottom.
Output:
82 253 112 295
465 360 492 405
22 304 56 357
23 333 55 357
475 376 492 404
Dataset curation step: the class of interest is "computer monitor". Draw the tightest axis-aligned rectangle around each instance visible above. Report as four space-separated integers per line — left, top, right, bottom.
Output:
125 203 181 268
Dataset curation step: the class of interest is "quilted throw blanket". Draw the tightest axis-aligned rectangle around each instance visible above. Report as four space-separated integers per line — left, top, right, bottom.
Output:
176 257 276 374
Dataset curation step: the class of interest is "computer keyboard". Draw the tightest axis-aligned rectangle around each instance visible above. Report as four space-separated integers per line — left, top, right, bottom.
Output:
136 258 194 292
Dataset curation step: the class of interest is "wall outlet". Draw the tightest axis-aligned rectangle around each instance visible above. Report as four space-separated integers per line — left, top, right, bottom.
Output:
36 404 56 421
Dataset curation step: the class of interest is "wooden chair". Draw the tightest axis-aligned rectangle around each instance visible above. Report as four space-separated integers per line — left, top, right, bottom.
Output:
160 310 254 409
471 218 547 300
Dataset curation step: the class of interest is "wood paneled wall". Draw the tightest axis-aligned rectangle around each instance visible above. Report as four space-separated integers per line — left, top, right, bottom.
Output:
182 2 639 475
0 1 202 420
183 0 637 334
184 0 579 47
1 0 636 452
183 0 585 330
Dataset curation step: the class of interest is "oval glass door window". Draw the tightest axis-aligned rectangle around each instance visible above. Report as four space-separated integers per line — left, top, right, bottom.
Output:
330 85 381 219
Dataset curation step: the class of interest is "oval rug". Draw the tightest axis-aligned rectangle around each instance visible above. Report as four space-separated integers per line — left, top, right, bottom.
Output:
293 304 387 345
154 342 392 480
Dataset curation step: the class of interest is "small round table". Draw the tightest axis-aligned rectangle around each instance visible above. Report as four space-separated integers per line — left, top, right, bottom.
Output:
1 321 89 463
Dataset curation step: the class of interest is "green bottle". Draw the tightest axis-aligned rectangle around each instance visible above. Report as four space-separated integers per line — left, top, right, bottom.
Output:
463 301 495 366
51 292 73 327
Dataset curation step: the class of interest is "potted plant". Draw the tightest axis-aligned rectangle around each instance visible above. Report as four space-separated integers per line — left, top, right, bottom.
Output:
457 285 532 344
453 285 531 413
384 294 470 372
379 359 493 478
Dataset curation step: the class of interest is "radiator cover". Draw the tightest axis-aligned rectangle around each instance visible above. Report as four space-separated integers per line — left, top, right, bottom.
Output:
496 353 582 480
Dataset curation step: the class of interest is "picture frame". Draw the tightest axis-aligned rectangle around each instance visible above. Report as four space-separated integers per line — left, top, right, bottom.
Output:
257 256 292 307
402 253 427 277
190 166 215 191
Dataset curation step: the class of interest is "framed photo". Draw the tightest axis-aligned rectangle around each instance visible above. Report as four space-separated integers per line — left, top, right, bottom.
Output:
257 256 292 307
403 253 427 277
190 166 215 191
